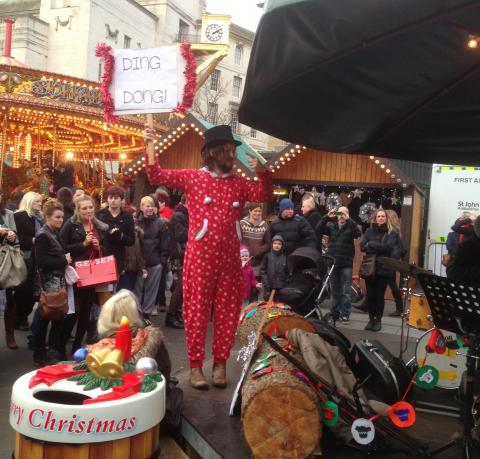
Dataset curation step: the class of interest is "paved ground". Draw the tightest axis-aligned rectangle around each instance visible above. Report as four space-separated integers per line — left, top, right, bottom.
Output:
0 297 474 459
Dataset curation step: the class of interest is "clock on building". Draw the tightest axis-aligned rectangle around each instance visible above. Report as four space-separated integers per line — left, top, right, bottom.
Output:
205 23 223 42
200 14 231 45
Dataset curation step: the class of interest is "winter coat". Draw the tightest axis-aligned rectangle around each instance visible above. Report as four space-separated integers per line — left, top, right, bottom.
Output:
447 235 480 285
316 216 361 268
96 207 135 273
0 208 16 231
270 214 317 256
35 225 68 277
360 224 402 277
14 210 43 252
60 215 110 263
136 212 169 267
261 235 288 292
124 226 146 273
242 263 257 300
303 208 322 232
169 203 189 261
239 217 271 270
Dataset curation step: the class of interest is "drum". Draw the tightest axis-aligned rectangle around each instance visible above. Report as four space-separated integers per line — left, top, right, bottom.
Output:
408 293 433 330
415 328 468 389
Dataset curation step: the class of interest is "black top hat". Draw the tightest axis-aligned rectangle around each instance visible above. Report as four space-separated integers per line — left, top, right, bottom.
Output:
202 125 242 151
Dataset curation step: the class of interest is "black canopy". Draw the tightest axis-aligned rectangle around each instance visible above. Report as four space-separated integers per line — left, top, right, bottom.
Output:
239 0 480 165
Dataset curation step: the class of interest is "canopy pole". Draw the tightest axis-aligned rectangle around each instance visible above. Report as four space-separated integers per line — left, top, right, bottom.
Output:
0 109 8 189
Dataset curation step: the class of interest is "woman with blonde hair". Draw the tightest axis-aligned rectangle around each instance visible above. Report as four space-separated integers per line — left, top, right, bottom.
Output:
91 289 171 383
60 194 110 353
360 208 402 332
384 209 407 317
14 191 43 330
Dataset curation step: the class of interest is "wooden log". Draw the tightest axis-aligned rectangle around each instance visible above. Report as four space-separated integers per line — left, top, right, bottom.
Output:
237 301 315 347
241 340 321 459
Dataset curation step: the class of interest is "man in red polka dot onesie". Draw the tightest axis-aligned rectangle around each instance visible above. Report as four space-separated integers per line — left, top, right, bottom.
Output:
145 125 273 390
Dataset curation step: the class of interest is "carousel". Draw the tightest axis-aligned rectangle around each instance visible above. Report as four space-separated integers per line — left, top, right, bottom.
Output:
0 60 153 200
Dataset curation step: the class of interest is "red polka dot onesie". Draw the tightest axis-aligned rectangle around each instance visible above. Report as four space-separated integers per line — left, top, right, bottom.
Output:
146 163 273 368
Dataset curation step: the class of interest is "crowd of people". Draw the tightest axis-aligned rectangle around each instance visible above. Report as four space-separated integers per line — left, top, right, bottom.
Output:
0 124 413 391
0 182 188 366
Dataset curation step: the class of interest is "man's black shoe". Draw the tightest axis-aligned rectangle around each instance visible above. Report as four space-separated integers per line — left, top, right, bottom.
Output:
165 318 184 329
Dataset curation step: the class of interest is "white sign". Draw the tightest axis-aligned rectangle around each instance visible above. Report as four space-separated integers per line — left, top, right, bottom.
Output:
111 47 185 115
427 165 480 242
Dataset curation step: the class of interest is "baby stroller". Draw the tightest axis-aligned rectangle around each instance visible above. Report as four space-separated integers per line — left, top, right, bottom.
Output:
274 247 335 318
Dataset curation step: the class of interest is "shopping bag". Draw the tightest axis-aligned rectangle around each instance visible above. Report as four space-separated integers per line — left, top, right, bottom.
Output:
74 254 118 288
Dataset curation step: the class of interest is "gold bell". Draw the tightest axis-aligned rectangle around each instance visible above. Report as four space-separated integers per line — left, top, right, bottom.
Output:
100 349 125 379
86 348 111 377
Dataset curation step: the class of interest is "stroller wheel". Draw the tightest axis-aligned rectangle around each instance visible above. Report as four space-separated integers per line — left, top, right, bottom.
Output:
323 312 336 328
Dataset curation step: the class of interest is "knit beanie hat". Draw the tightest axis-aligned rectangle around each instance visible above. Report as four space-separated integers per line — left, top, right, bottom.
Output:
279 198 294 213
240 245 250 256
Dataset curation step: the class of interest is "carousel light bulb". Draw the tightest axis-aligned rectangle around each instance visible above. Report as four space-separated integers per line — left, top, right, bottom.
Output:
120 153 127 160
375 159 379 164
65 151 74 160
386 169 390 173
380 164 385 168
369 155 374 159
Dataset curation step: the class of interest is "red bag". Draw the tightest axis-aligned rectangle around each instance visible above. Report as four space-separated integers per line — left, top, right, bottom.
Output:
74 254 118 288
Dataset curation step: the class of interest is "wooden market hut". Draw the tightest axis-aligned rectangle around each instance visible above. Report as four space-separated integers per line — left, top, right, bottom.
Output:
128 113 267 205
266 145 426 267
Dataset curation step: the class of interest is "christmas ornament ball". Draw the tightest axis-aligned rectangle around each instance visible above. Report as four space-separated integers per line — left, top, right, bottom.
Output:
135 357 158 375
73 348 88 362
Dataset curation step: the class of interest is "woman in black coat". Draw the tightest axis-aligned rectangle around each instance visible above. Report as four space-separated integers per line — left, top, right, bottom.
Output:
13 191 44 330
60 195 109 353
34 199 70 365
360 209 402 332
0 189 19 349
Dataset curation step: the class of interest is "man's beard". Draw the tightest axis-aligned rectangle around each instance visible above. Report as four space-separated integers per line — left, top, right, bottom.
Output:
214 157 234 173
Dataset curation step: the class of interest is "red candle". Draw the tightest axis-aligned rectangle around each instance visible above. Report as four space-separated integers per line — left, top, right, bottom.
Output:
114 316 132 361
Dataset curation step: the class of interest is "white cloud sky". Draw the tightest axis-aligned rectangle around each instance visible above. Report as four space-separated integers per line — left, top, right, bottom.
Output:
206 0 263 32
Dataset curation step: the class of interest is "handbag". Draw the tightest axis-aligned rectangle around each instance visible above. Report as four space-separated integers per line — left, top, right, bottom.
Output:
360 234 387 279
0 243 28 288
359 253 376 278
75 253 118 288
38 274 68 321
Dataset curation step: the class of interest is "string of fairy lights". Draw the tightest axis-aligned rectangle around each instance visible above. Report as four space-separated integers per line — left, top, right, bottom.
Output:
0 105 145 168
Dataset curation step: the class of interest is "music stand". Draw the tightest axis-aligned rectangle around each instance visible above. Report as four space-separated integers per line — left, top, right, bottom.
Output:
418 273 480 459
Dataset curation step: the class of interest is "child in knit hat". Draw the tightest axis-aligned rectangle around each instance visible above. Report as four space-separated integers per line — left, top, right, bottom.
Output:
240 245 261 309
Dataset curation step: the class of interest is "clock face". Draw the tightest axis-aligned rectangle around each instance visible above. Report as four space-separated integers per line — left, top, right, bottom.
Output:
205 23 223 42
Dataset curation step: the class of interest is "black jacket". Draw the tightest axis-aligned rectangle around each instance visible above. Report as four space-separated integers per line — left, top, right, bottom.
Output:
60 216 110 262
14 210 42 251
169 203 188 261
261 235 288 292
136 212 169 267
360 225 402 277
270 215 317 256
316 216 361 268
303 208 322 232
35 225 68 276
447 236 480 285
96 207 135 272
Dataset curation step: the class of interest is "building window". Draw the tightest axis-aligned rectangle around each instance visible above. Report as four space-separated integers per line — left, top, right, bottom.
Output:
210 69 220 91
250 128 257 138
124 35 131 48
207 102 218 124
179 20 189 41
234 45 243 65
232 76 242 97
230 109 239 134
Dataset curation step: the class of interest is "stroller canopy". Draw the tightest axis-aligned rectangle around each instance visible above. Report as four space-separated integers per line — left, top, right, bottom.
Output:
287 247 324 276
